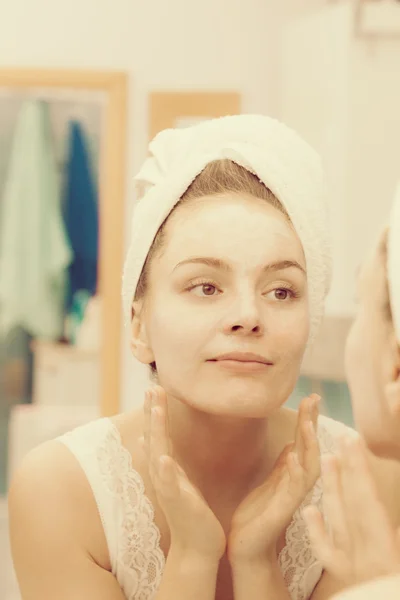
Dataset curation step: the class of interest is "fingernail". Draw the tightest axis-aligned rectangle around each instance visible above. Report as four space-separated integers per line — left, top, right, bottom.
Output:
159 455 173 481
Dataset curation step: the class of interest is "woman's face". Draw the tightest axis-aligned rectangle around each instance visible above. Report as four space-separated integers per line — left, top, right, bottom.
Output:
134 193 309 418
345 235 400 459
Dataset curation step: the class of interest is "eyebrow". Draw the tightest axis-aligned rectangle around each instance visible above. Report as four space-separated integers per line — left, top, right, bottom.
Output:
172 256 306 275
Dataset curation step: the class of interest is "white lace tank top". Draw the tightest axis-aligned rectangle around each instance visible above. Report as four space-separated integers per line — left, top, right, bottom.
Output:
57 413 355 600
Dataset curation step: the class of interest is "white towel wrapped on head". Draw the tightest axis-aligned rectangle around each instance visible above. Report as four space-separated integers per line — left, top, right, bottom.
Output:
122 114 332 343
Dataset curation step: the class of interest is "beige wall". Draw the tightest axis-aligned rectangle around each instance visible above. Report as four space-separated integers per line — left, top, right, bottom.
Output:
0 0 283 410
3 1 384 408
282 1 400 317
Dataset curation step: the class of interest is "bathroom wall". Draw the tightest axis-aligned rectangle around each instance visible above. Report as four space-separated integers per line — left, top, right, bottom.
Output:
0 1 379 416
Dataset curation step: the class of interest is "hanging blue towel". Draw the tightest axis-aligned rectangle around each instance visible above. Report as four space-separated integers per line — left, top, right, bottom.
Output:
63 121 99 310
0 100 72 339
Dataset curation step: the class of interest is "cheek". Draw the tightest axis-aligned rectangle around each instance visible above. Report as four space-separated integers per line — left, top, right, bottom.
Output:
148 305 203 362
272 304 309 346
267 309 309 374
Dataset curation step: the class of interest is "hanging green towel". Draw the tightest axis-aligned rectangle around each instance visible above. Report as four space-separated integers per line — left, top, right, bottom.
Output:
0 100 72 339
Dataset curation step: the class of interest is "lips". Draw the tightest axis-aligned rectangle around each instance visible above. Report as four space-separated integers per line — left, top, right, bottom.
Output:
209 352 273 365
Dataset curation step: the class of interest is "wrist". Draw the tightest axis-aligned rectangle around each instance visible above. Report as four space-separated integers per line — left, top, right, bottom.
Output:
168 543 222 571
229 549 279 570
231 558 289 599
231 556 279 569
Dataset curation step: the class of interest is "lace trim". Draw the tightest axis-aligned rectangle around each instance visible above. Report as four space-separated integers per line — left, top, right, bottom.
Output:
98 422 165 599
278 420 340 599
96 418 342 600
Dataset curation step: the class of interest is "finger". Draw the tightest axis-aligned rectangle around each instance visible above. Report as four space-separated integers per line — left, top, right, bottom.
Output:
294 396 320 487
321 454 350 549
147 390 158 480
301 395 320 453
295 395 318 454
157 454 180 501
303 504 339 567
150 393 170 478
294 396 310 464
286 451 304 484
260 443 293 501
294 396 309 465
273 443 295 481
302 398 321 486
154 385 173 456
311 394 320 432
143 390 152 461
283 451 305 506
339 436 391 541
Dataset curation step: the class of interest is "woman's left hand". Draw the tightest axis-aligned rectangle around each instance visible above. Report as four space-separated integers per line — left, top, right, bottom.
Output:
303 435 400 587
227 394 321 566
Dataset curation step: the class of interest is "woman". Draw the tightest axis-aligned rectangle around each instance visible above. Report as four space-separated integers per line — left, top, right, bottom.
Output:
8 115 397 600
304 187 400 597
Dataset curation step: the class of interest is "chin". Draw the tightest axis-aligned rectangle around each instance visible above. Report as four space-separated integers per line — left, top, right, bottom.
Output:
158 369 292 418
187 385 285 419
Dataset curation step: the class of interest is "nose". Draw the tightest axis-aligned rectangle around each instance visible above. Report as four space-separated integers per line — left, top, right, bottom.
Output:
222 293 264 337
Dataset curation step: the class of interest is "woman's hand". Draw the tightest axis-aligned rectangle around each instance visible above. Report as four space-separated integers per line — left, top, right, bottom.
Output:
303 435 400 587
227 394 321 566
141 386 226 562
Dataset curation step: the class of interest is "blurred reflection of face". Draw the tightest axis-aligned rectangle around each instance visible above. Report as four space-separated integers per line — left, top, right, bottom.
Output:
345 234 400 459
136 193 310 418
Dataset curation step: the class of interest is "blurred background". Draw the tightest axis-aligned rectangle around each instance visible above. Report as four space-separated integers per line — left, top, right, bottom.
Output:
1 0 400 598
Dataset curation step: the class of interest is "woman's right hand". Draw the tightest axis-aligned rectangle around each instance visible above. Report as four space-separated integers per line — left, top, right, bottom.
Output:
303 435 400 587
141 386 226 563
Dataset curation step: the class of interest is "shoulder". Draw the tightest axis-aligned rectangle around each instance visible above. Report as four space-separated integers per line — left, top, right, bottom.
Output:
8 440 132 599
9 437 92 505
8 438 110 568
7 409 145 573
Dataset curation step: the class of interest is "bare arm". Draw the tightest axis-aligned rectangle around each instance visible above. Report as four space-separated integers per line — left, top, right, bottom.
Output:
232 560 291 600
9 439 220 600
8 442 127 600
157 546 219 600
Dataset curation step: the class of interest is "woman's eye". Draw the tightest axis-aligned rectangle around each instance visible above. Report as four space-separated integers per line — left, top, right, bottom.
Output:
273 288 291 301
191 283 219 297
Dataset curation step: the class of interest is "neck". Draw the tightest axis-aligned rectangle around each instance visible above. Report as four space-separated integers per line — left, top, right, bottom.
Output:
167 397 283 505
